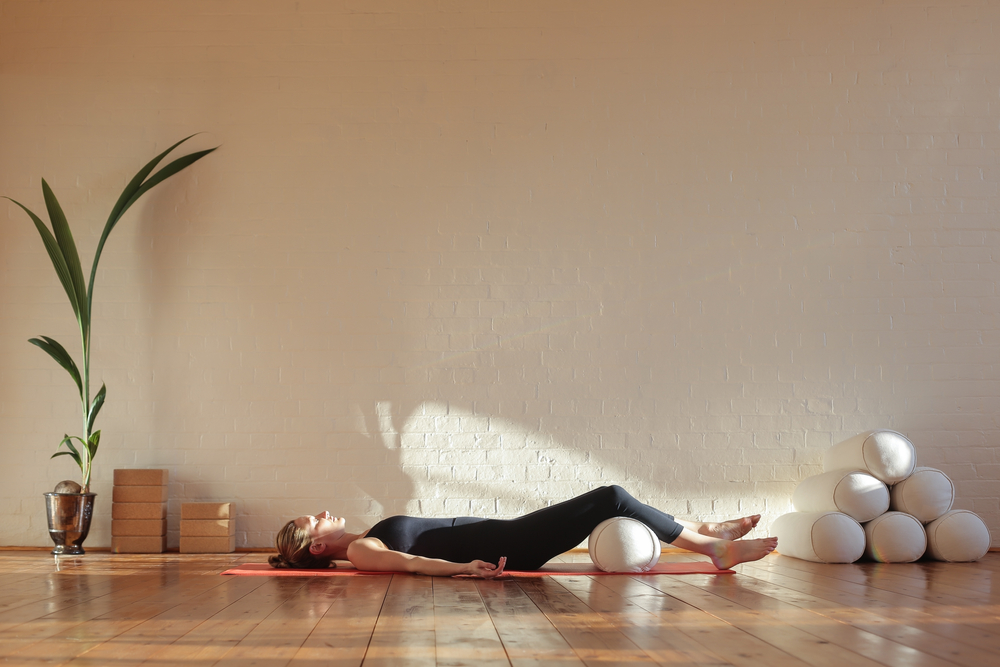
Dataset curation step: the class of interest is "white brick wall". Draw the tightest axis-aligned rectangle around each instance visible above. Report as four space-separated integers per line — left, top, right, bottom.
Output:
1 0 997 550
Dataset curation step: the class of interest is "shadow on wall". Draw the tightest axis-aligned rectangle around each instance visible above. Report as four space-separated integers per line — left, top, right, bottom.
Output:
333 393 758 523
338 399 416 518
131 150 228 485
354 399 633 517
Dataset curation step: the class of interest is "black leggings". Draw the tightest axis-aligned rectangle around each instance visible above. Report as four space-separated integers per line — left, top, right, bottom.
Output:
435 485 685 570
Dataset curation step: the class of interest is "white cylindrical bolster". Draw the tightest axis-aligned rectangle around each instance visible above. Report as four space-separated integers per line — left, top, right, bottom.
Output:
792 469 889 523
924 510 991 562
771 511 865 563
889 467 954 523
863 511 926 563
824 430 916 484
588 517 661 573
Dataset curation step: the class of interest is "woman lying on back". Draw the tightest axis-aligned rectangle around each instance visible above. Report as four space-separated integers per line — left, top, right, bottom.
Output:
269 485 777 576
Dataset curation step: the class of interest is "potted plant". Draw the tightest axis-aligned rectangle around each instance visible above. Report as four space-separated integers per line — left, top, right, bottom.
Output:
5 136 216 555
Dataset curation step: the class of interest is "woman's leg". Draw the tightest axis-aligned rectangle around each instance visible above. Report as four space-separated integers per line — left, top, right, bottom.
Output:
670 527 777 570
676 516 761 540
454 485 685 570
451 485 775 570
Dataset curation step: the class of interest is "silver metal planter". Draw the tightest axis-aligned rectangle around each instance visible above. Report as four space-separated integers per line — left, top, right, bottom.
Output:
44 492 96 555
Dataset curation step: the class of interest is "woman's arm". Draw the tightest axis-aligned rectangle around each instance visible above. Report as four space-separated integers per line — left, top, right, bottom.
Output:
347 537 506 577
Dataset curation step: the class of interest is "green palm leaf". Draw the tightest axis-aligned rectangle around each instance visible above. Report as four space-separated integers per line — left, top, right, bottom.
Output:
4 198 82 321
52 435 83 468
121 148 217 212
89 136 217 309
28 336 83 398
42 180 89 338
86 430 101 460
87 384 106 434
105 135 197 234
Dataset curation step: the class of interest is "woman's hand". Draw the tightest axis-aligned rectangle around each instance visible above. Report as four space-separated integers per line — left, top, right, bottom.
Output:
462 556 507 578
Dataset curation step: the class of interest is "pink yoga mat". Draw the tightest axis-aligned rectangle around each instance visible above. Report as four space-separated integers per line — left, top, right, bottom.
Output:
221 561 734 577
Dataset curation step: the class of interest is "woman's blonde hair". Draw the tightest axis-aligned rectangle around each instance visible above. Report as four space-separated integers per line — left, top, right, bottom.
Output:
268 519 336 569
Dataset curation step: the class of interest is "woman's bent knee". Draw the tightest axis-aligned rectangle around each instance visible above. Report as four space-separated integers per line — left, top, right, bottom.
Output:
603 484 632 507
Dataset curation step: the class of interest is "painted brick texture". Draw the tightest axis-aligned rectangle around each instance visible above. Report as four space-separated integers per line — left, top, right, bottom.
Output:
1 0 997 550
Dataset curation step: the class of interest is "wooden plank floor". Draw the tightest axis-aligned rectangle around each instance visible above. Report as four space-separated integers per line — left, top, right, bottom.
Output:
0 549 996 666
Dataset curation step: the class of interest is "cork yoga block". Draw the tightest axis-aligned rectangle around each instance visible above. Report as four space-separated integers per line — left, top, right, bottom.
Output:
181 502 233 520
113 469 169 486
112 502 167 520
180 519 236 537
180 535 236 553
112 485 169 503
112 536 167 554
111 519 167 537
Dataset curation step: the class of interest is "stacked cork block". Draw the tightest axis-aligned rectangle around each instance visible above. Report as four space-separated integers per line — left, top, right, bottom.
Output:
180 503 235 553
112 469 168 553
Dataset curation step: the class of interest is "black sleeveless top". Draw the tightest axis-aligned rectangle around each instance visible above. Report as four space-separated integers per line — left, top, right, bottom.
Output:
364 515 486 561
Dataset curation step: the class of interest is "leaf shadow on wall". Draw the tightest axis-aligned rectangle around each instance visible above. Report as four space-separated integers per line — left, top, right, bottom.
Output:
133 162 229 497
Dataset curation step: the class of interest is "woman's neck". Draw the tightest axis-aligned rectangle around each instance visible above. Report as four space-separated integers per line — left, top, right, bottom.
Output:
325 530 365 560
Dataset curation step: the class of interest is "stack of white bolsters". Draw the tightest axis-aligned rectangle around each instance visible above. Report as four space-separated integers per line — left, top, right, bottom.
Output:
772 430 992 563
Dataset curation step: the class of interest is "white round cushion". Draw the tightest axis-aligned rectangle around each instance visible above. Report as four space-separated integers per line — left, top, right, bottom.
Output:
588 517 661 573
771 511 865 563
792 469 889 523
824 430 916 484
863 512 926 562
924 510 991 562
889 467 955 523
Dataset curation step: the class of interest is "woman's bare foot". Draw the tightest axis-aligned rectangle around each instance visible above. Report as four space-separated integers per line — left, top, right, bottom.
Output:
700 515 761 540
710 537 777 570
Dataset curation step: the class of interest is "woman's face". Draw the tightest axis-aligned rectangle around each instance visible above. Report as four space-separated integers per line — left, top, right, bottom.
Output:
294 510 347 542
